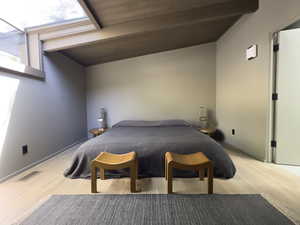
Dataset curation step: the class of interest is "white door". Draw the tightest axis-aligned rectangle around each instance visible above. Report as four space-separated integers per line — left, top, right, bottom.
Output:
275 28 300 165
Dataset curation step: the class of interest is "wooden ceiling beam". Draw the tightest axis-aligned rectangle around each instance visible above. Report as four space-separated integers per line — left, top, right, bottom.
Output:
77 0 102 30
44 0 258 52
64 16 240 66
86 0 258 26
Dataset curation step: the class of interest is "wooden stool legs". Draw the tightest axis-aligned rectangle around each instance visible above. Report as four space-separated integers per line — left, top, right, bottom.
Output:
130 160 138 193
208 162 213 194
166 164 213 194
199 169 205 181
91 159 138 193
100 168 105 180
165 152 214 194
167 164 173 194
165 157 167 180
91 165 97 193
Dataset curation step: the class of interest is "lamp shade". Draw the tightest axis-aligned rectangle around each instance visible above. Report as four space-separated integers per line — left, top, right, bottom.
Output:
199 105 208 128
97 108 107 128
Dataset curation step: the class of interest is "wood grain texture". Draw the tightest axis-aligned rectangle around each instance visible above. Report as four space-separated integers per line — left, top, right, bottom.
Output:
87 0 234 26
78 0 102 30
91 152 137 193
62 15 239 65
88 128 107 137
57 0 258 65
165 152 213 194
2 144 299 225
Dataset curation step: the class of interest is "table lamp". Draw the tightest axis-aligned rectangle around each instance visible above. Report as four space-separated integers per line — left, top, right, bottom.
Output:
199 105 208 128
97 108 107 130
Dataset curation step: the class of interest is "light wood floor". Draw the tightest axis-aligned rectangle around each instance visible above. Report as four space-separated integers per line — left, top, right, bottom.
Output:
0 145 300 225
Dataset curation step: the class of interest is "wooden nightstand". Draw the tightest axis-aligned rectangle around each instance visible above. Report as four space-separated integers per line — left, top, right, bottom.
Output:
199 127 217 136
89 128 107 137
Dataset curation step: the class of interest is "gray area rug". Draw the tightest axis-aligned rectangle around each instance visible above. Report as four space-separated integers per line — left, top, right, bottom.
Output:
17 194 295 225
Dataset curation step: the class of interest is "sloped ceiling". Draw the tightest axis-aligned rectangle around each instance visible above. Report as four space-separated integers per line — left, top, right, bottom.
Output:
62 0 259 66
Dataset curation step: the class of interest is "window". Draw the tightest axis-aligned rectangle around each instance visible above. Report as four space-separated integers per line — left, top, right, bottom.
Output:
0 19 27 69
0 0 86 30
0 0 86 77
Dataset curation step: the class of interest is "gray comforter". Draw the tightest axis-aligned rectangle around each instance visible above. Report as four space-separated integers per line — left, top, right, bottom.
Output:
64 120 236 179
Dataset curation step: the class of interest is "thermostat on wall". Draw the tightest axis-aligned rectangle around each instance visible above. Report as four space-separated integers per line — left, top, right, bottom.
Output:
246 45 258 60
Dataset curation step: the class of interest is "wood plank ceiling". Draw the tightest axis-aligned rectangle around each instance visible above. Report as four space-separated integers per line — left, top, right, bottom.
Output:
62 0 259 66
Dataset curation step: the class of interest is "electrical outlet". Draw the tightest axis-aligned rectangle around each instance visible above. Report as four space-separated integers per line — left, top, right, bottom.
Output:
232 129 235 135
22 145 28 155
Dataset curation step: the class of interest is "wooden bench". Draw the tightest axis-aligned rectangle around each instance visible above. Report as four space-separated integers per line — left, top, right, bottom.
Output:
165 152 213 194
91 152 138 193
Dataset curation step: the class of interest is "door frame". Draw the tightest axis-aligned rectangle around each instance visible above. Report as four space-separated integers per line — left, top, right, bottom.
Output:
267 16 300 163
267 32 278 163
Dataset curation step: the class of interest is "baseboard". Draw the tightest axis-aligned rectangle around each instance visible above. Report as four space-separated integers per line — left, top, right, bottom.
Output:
222 142 243 153
222 142 265 162
0 137 87 183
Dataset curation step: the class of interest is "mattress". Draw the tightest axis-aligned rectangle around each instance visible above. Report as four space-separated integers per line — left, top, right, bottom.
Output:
64 120 236 179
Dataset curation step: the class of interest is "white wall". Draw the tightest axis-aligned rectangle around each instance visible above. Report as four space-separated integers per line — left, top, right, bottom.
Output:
0 52 87 179
86 43 216 131
216 0 300 160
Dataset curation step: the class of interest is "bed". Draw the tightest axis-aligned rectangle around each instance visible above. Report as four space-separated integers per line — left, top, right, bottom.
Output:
64 120 236 179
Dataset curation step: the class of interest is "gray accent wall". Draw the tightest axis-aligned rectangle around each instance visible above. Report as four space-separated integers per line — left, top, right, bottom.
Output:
0 52 87 179
86 43 216 132
216 0 300 161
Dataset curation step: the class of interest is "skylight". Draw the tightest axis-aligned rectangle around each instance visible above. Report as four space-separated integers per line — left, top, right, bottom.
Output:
0 19 26 67
0 0 86 30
